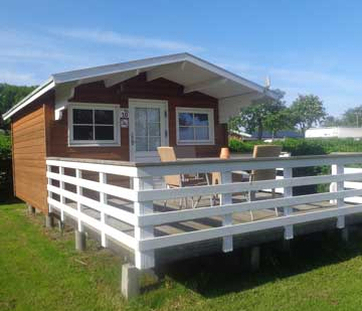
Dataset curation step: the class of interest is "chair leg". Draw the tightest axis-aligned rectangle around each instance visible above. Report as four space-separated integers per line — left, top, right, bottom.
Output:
272 188 276 199
193 196 202 208
249 210 254 221
248 191 254 221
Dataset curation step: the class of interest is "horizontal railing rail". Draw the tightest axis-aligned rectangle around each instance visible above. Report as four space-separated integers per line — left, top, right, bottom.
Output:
46 153 362 270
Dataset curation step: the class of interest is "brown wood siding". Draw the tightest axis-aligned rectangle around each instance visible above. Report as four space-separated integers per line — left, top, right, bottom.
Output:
12 100 50 213
48 73 228 160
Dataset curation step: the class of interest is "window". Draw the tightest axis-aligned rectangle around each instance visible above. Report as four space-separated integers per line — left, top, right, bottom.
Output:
69 104 120 146
176 108 214 145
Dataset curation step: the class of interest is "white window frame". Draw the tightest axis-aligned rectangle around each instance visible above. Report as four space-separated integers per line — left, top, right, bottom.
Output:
68 103 120 147
176 107 215 145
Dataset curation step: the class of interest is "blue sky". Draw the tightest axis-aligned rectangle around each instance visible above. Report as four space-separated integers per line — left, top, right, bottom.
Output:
1 0 362 116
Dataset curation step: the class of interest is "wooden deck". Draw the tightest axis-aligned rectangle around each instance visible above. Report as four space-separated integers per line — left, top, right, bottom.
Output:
47 154 362 269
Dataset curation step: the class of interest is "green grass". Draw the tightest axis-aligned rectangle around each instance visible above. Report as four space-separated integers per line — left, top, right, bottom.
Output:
3 203 362 310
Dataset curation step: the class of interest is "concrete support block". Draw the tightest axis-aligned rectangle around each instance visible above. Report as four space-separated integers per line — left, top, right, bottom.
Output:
121 264 140 299
27 204 35 215
45 214 55 228
341 227 349 242
75 230 86 251
250 246 260 272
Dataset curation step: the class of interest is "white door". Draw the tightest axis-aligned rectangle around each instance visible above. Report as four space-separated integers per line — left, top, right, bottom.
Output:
129 99 168 162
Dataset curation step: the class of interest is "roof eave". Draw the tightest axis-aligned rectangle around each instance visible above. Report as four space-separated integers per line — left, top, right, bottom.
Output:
2 78 55 120
2 53 277 120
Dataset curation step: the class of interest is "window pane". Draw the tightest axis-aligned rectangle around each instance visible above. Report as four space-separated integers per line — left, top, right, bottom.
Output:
95 110 113 124
95 126 114 140
179 127 194 140
194 113 209 126
195 127 209 140
178 113 193 126
73 125 93 140
136 137 148 151
135 123 147 137
73 109 93 124
147 108 160 123
149 137 161 151
148 122 160 137
135 108 148 136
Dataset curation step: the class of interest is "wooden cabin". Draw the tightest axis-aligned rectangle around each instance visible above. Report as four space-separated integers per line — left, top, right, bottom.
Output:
4 53 275 215
5 54 362 294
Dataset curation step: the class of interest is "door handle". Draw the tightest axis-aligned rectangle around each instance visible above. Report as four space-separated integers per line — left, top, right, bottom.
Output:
131 133 135 146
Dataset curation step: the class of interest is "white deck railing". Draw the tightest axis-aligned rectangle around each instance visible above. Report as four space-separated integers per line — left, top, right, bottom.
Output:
46 153 362 270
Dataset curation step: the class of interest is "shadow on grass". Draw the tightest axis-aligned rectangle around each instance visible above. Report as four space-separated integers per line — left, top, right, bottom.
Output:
155 228 362 298
0 196 22 205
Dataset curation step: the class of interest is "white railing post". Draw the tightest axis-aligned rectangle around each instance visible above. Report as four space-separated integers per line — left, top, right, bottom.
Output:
335 164 345 229
220 171 233 252
99 172 108 247
134 176 155 269
283 167 293 239
59 166 65 222
47 165 53 214
76 169 83 232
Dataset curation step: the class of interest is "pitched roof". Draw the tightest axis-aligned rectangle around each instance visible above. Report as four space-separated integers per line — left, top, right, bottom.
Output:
3 53 277 120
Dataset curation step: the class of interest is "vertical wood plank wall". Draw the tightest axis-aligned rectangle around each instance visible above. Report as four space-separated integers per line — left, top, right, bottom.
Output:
12 102 49 213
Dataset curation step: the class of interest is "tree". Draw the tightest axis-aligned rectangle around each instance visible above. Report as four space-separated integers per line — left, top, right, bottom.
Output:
339 105 362 127
228 89 286 140
0 83 37 130
290 94 326 135
322 115 341 127
264 108 295 140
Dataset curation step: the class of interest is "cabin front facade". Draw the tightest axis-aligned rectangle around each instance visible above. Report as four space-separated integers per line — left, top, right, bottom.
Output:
4 53 275 214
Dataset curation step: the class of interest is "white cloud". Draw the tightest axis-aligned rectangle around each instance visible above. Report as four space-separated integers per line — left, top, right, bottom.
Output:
50 28 204 52
0 71 37 85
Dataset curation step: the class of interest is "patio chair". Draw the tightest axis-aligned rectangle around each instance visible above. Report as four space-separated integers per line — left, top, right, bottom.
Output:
157 147 207 209
210 148 249 206
249 145 282 221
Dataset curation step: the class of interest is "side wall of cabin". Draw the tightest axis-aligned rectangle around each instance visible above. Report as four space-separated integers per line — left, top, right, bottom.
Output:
47 73 228 160
11 94 54 213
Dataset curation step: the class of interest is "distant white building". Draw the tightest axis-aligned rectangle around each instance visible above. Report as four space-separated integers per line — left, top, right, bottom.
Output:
305 127 362 139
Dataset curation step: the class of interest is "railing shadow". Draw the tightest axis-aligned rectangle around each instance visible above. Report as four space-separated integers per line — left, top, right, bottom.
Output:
153 228 362 298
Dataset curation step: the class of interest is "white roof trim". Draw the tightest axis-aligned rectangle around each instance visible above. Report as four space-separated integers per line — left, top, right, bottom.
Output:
2 79 55 120
3 53 277 120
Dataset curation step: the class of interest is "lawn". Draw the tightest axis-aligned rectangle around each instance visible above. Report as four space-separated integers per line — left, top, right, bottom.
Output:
2 203 362 310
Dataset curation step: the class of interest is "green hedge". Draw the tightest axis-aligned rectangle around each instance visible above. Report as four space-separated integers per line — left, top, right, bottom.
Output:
0 134 11 160
229 138 362 195
0 134 13 201
229 138 362 156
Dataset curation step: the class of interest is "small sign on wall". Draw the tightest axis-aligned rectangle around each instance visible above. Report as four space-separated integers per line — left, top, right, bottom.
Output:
120 118 129 128
120 109 129 128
